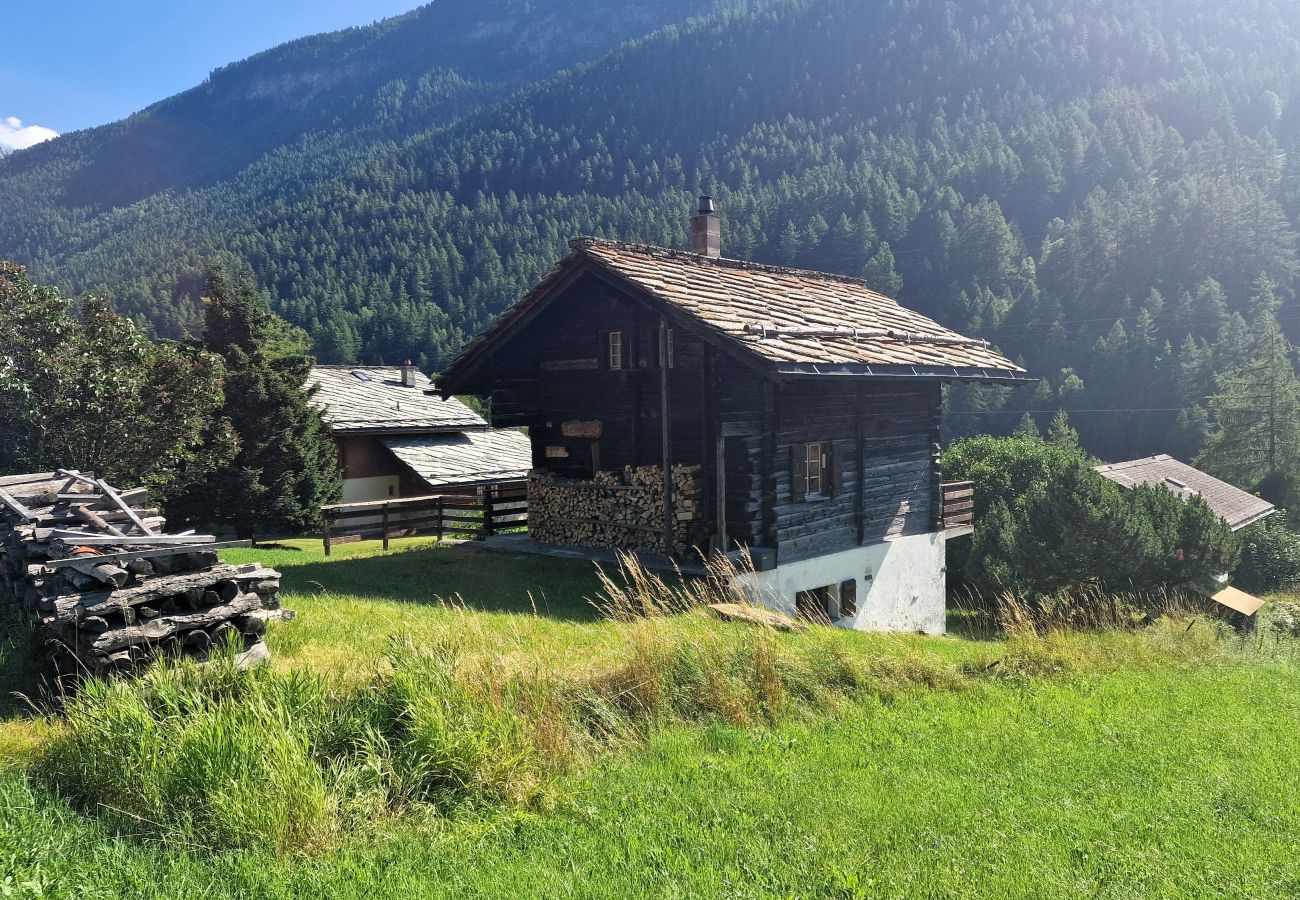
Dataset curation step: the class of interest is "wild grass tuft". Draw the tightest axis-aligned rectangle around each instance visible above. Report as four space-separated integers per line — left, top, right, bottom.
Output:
27 552 1260 854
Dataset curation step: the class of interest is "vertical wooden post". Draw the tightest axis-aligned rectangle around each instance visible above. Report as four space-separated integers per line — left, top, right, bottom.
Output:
660 316 674 555
381 502 390 551
323 512 333 557
483 486 496 539
436 497 444 542
855 381 866 545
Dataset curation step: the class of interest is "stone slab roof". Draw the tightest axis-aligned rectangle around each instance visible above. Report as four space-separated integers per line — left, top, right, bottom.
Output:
382 430 532 488
442 238 1026 387
308 366 485 433
1095 455 1275 531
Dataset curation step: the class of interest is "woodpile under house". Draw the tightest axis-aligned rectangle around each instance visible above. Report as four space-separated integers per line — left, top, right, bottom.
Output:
438 197 1030 634
0 470 286 678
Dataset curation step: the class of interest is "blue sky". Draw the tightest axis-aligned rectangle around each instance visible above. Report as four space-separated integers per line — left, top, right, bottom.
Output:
0 0 421 147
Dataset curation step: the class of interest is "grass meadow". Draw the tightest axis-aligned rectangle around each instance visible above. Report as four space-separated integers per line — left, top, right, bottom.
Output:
0 537 1297 898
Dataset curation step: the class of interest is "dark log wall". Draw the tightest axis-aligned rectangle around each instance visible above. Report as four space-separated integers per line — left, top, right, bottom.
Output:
481 274 709 479
772 379 941 564
472 269 943 563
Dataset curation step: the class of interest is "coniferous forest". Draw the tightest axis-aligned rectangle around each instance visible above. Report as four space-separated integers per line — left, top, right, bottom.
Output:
4 0 1300 477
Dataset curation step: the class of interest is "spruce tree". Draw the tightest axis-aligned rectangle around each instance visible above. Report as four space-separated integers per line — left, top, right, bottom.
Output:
175 262 341 538
1197 315 1300 494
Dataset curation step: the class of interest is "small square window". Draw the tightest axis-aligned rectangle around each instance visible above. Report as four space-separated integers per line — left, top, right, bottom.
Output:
608 331 623 370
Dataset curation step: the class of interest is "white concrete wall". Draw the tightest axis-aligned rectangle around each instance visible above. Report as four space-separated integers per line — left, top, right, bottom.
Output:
736 532 947 634
342 475 400 504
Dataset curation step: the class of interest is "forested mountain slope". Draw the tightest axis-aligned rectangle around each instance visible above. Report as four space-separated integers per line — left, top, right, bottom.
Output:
4 0 1300 464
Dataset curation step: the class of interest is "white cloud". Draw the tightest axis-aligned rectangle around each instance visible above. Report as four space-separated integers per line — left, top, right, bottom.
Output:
0 116 59 152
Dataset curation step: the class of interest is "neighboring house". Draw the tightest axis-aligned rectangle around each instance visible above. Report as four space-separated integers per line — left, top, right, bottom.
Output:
1097 454 1276 621
308 364 531 503
438 198 1029 633
1095 455 1275 531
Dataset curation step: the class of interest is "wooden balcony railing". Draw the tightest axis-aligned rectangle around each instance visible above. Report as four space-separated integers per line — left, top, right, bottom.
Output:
940 480 975 532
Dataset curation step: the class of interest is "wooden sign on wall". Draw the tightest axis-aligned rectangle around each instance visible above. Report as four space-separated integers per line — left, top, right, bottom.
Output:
561 420 602 439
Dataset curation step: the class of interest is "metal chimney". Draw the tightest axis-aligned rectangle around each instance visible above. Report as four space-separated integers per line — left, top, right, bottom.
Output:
691 195 721 258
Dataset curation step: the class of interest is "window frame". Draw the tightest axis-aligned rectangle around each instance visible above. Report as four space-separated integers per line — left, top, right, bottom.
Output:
607 331 624 370
805 441 828 500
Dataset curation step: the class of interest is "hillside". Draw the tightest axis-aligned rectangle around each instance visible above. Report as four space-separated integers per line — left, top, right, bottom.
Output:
4 0 1300 464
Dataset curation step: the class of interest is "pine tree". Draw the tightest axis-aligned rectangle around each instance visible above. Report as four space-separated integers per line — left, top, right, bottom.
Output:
1197 315 1300 492
1046 410 1079 449
173 262 341 538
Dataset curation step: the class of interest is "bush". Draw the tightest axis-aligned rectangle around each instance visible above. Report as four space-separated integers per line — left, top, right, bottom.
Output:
945 436 1239 611
1235 515 1300 593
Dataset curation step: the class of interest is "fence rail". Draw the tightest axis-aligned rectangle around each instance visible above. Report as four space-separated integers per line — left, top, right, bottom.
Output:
940 480 975 531
321 480 528 555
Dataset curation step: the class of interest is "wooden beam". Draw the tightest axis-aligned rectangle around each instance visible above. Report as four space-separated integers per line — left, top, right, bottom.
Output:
0 487 38 523
660 315 674 554
46 532 216 546
43 540 251 570
96 478 155 536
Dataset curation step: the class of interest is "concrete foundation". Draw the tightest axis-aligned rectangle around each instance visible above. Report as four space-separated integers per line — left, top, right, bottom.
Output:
737 531 947 634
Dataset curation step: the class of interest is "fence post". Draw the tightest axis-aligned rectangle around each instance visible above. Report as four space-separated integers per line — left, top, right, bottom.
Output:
381 502 390 551
436 497 444 542
482 486 495 540
323 512 332 557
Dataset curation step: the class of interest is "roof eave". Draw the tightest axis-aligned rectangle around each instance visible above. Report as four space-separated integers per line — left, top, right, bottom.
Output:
327 424 488 436
771 362 1033 383
1229 507 1277 531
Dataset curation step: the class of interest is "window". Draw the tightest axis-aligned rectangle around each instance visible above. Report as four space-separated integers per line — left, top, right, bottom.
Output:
795 586 833 622
806 443 825 497
791 442 833 501
655 327 675 368
607 331 623 370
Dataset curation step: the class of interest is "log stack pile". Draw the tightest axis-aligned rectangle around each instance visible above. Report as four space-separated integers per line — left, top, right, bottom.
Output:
0 470 288 677
528 464 703 553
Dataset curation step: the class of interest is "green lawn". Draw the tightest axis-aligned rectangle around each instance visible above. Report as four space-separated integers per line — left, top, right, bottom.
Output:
0 538 1298 898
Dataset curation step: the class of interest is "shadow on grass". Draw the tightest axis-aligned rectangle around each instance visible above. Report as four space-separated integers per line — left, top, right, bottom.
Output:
277 543 611 622
0 617 50 718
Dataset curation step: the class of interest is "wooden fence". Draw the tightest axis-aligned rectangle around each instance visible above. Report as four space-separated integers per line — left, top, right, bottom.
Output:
940 480 975 531
321 480 528 555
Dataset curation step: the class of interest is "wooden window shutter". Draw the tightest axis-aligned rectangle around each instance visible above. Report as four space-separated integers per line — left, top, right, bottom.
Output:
791 445 808 501
826 443 840 497
839 579 857 617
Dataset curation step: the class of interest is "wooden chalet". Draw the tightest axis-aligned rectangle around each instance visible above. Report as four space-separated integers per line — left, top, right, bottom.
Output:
308 365 530 503
438 198 1028 632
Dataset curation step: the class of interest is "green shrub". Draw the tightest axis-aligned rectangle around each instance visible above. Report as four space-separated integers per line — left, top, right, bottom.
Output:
1235 515 1300 593
945 436 1239 611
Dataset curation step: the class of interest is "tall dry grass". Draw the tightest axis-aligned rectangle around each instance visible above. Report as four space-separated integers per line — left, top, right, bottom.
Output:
29 553 1243 854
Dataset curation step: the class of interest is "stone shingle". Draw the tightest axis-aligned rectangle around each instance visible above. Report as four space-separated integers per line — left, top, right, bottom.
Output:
308 366 485 432
445 238 1026 382
1095 455 1275 531
382 431 532 488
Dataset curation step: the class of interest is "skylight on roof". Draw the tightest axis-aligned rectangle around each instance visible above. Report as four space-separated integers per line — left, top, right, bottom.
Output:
351 370 371 382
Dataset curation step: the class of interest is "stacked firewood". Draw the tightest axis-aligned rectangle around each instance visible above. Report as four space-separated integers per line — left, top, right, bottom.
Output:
528 464 703 553
0 470 288 677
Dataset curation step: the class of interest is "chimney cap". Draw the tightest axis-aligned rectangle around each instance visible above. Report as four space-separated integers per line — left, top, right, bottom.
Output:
697 195 716 215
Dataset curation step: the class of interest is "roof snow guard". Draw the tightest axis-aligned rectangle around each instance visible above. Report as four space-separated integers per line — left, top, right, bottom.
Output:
440 238 1028 391
1096 455 1275 531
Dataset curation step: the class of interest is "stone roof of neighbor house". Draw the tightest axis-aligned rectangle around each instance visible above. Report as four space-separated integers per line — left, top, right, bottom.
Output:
382 430 532 488
1095 455 1275 531
441 238 1027 387
308 366 485 433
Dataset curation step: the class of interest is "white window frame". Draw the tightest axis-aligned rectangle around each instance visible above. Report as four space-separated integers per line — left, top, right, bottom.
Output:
657 328 675 369
608 331 623 370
